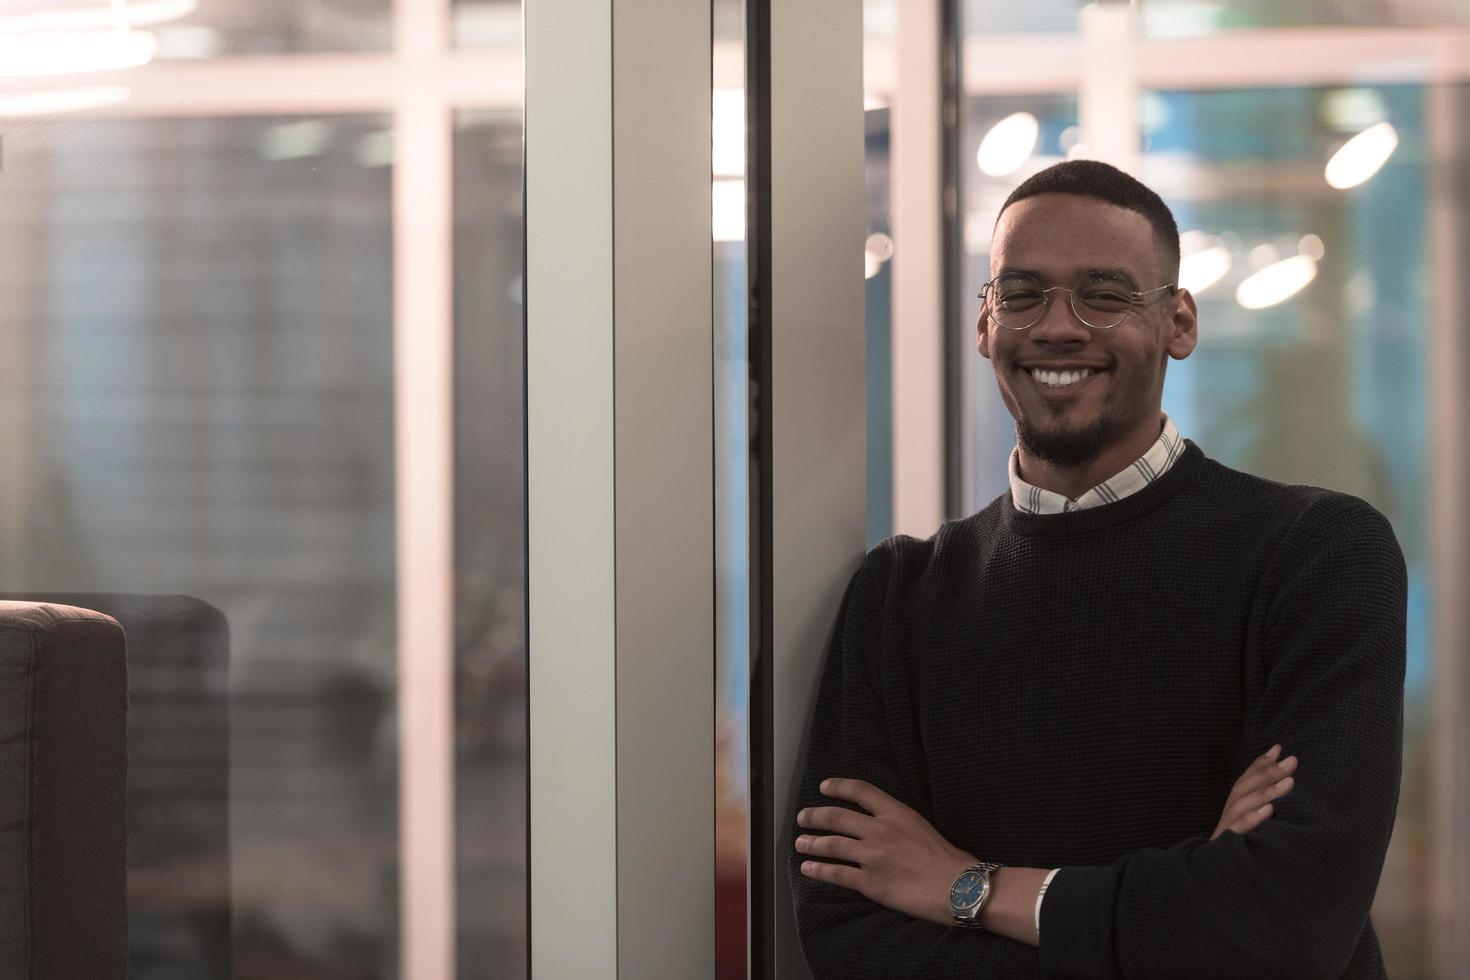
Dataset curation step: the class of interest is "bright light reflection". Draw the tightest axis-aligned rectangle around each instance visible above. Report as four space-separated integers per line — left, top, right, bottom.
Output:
1178 245 1232 294
1236 255 1317 310
0 29 156 76
713 179 745 242
0 0 195 33
1325 121 1398 190
976 112 1039 177
865 232 894 263
712 88 744 178
261 120 331 161
0 84 127 116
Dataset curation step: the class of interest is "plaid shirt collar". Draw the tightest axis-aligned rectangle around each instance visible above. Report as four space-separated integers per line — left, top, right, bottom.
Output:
1009 412 1185 515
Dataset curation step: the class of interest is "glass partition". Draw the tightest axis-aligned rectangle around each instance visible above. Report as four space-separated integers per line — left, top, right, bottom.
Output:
1143 83 1433 974
453 107 527 978
1139 0 1470 37
0 113 398 977
0 0 528 975
953 4 1466 973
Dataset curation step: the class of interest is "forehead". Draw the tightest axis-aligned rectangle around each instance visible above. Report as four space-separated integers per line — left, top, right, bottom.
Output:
991 193 1159 282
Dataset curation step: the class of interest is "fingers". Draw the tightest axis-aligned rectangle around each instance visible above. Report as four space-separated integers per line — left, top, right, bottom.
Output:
798 858 861 889
819 777 902 815
1231 751 1298 801
1220 802 1272 839
1214 750 1299 840
1229 775 1294 827
798 805 868 838
794 832 861 864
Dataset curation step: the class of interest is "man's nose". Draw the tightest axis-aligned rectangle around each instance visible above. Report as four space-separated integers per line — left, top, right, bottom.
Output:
1029 290 1093 343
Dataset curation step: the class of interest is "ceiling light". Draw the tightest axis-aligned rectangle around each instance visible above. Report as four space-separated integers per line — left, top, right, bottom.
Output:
1325 121 1398 190
1178 245 1232 295
0 0 195 33
712 89 745 179
0 29 156 76
976 112 1039 178
1236 255 1317 310
712 179 745 243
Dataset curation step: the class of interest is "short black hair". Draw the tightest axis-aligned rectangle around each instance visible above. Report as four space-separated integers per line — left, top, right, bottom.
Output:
997 160 1180 282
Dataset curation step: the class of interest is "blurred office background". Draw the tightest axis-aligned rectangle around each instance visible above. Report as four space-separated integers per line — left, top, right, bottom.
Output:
0 0 1465 977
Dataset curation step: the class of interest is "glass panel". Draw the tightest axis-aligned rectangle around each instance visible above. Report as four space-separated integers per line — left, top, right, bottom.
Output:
0 0 391 61
1139 0 1470 38
711 0 747 974
0 114 397 976
453 106 528 980
453 0 522 50
953 92 1081 507
864 0 894 548
1142 84 1433 975
960 0 1078 35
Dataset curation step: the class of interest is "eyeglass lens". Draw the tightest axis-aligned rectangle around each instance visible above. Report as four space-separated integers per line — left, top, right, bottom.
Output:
986 272 1135 329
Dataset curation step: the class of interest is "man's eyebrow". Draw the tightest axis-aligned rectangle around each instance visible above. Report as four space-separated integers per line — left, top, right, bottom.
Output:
996 266 1141 284
1084 267 1140 284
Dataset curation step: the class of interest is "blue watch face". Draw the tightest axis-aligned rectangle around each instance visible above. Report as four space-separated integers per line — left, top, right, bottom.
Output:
950 872 987 909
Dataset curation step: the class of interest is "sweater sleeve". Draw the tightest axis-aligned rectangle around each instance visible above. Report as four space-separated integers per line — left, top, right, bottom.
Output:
1037 497 1407 980
790 552 1042 979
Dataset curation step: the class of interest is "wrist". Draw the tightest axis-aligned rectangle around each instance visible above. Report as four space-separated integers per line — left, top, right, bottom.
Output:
977 866 1050 947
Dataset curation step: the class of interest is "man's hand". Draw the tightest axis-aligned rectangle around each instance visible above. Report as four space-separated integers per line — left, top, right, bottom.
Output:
1212 743 1297 841
794 777 976 928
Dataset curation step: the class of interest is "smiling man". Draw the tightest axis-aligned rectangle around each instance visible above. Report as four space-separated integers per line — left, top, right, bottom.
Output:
788 160 1405 979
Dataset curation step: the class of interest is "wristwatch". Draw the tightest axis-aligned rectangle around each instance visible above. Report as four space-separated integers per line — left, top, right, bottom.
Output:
949 861 1004 930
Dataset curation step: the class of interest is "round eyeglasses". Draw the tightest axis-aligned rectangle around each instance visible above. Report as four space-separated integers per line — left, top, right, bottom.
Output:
978 272 1177 331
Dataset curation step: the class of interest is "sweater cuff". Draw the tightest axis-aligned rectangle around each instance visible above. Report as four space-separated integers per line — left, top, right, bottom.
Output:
1037 864 1114 979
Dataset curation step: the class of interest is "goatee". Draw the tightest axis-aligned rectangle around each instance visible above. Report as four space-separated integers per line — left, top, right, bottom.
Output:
1016 410 1116 469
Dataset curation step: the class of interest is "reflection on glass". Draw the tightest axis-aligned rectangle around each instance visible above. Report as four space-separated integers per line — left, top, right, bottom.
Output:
0 115 397 978
453 107 527 980
453 0 523 50
712 2 747 976
961 0 1078 34
1139 0 1470 37
0 0 391 62
864 92 894 547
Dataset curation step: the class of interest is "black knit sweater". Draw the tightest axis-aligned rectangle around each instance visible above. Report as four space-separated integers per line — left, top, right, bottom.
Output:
789 439 1405 979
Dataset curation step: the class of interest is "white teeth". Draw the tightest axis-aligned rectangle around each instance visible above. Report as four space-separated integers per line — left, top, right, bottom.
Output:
1029 367 1096 387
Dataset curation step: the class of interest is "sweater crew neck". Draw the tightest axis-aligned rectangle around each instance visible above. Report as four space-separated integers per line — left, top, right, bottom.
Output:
999 439 1205 537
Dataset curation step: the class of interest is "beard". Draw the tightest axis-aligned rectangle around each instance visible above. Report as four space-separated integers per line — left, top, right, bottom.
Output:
1016 406 1118 469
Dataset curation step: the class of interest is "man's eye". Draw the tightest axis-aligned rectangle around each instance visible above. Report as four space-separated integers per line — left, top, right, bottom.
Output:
1081 290 1131 309
999 292 1041 308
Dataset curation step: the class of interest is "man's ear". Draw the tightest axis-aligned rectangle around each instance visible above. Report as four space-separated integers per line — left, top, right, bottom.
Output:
977 309 991 359
1165 288 1198 360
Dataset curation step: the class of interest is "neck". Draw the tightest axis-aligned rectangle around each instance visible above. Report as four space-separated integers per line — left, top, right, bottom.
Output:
1016 410 1165 500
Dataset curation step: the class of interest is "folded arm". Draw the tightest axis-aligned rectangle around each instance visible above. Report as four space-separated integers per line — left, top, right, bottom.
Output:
1038 498 1407 980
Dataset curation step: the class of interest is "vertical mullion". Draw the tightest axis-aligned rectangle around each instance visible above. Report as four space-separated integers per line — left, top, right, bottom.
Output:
525 0 618 977
611 1 715 974
394 0 455 978
1078 1 1140 173
891 0 946 538
758 0 866 974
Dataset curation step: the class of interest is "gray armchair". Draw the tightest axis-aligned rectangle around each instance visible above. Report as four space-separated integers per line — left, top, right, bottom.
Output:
0 601 128 979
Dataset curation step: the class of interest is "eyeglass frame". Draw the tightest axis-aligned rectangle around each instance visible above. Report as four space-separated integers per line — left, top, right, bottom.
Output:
976 272 1178 331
